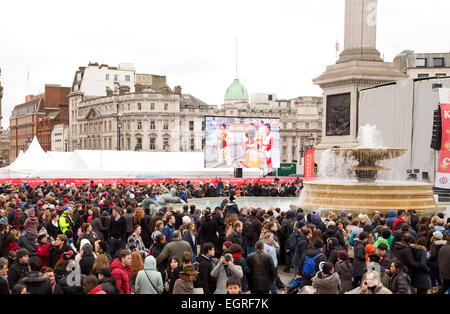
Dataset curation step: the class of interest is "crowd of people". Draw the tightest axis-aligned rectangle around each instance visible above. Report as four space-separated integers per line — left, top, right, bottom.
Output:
177 177 304 200
0 180 449 295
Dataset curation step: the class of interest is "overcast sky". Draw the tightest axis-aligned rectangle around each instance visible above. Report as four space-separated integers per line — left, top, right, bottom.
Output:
1 0 449 128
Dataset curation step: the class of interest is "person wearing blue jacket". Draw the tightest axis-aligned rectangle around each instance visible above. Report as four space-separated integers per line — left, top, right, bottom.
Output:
183 222 198 262
162 214 176 243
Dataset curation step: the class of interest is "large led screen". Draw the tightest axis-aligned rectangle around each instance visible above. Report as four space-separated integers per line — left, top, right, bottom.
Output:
204 116 280 169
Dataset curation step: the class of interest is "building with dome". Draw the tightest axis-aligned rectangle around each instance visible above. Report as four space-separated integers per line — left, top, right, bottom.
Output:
224 78 249 106
68 66 323 172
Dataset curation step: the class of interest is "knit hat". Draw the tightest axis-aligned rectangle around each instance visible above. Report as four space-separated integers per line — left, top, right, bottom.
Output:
433 231 443 240
16 248 29 259
296 221 306 229
297 213 305 221
63 198 69 203
8 242 21 251
223 241 233 249
311 212 319 220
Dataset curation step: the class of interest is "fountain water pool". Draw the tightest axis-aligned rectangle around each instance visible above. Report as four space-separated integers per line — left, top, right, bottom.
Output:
301 125 439 217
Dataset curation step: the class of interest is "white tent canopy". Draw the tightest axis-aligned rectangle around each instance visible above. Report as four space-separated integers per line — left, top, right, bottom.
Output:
0 137 264 178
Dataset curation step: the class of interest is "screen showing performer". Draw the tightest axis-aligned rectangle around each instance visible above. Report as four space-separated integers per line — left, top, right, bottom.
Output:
204 116 280 169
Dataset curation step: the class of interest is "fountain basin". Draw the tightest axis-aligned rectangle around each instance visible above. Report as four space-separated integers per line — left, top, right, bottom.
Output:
301 181 438 216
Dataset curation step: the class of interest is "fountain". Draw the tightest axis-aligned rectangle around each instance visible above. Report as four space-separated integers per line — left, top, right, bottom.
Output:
300 125 438 216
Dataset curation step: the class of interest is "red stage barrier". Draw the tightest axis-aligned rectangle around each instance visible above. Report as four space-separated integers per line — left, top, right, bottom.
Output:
0 177 313 188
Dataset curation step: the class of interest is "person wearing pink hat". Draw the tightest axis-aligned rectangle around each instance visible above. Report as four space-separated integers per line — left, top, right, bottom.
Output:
7 242 21 266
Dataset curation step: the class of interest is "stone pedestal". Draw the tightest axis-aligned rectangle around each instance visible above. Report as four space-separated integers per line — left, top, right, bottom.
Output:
313 0 408 159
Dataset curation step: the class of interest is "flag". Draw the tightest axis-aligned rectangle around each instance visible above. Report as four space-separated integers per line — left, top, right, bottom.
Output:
336 41 340 52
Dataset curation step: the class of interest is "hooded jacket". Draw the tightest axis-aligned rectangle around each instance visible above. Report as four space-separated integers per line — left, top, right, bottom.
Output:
409 243 431 290
334 260 353 293
429 239 447 268
392 241 421 275
135 256 164 294
386 211 397 230
323 225 345 247
312 271 341 294
23 209 39 235
358 283 392 294
438 240 450 280
352 239 367 277
21 271 53 294
110 257 131 294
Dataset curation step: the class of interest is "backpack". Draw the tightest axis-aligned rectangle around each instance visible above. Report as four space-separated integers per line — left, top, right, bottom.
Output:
287 232 298 252
244 219 258 239
11 210 25 228
302 253 323 278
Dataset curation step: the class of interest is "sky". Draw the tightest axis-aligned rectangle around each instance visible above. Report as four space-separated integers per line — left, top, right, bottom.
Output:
1 0 449 128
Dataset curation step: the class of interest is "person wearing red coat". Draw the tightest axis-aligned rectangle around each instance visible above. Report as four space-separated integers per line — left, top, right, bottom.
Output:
83 275 107 294
110 249 132 294
34 234 52 267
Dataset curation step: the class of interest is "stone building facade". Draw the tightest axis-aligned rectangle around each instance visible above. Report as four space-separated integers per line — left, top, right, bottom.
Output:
10 85 70 161
68 77 323 168
394 51 450 79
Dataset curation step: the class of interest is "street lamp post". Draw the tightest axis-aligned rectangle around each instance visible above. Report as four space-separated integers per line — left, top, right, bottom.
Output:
116 103 122 151
26 137 32 149
308 134 315 149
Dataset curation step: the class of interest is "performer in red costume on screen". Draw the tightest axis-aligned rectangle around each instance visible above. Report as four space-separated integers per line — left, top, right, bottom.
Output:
216 123 232 166
261 123 274 169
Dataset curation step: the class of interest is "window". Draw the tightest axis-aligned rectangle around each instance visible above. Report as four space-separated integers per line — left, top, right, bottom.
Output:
136 138 142 150
163 137 169 150
417 73 429 78
106 74 110 80
127 103 130 111
435 73 447 77
416 58 427 67
137 120 142 130
127 138 131 150
137 103 142 110
163 120 169 130
292 123 296 130
283 123 286 129
125 75 130 82
150 120 155 130
282 146 287 156
190 138 195 151
164 103 168 111
189 121 194 131
202 120 205 131
433 58 444 67
114 74 118 81
305 122 309 129
151 103 155 110
150 138 156 150
268 94 273 101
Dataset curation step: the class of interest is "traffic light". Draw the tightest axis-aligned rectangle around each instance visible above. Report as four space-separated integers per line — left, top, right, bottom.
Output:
431 105 442 150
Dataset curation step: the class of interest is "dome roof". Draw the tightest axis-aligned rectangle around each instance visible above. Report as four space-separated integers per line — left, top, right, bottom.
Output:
224 79 248 100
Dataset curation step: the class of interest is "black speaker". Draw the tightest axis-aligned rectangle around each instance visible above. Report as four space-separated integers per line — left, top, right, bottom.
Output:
431 106 442 150
234 168 243 178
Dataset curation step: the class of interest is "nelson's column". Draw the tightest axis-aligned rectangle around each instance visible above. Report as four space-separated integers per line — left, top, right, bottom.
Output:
313 0 407 159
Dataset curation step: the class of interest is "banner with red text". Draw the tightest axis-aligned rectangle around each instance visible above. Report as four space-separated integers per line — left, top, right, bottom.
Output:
435 88 450 189
304 148 315 178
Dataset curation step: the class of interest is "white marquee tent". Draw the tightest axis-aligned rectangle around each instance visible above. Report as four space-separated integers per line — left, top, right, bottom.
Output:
0 137 264 179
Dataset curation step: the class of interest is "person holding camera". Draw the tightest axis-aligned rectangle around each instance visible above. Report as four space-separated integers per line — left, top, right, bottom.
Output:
210 250 243 294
